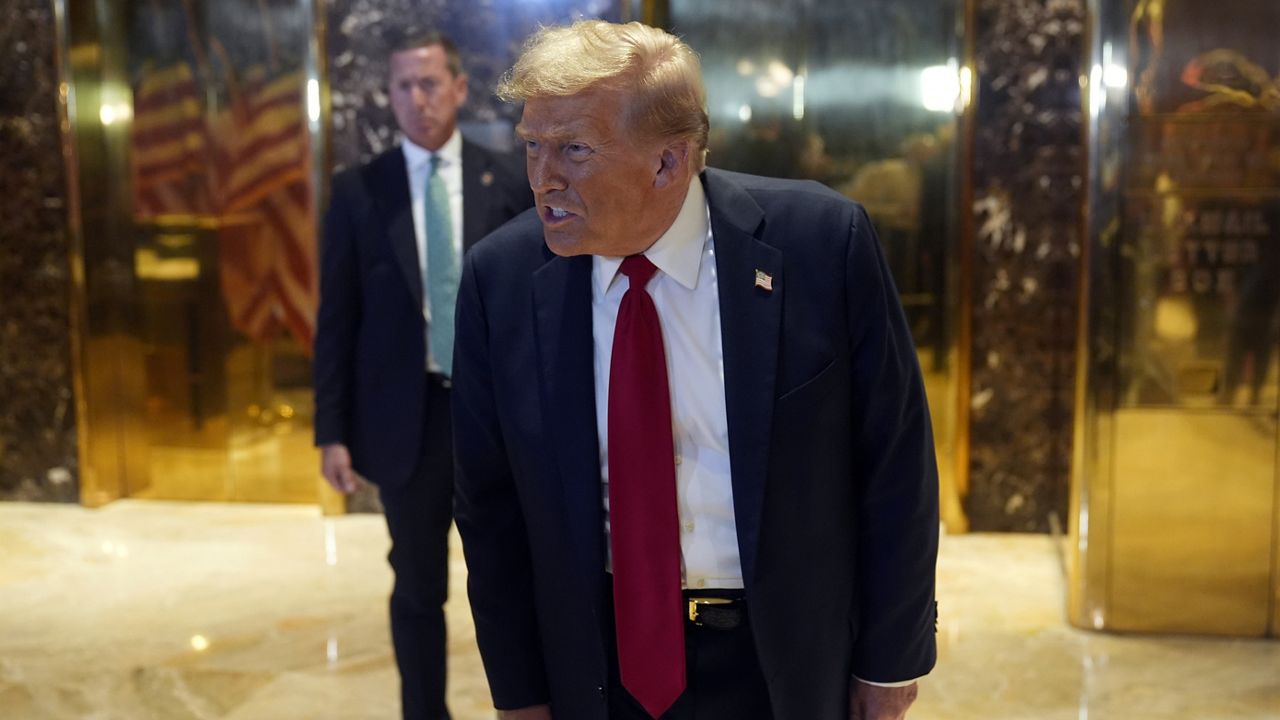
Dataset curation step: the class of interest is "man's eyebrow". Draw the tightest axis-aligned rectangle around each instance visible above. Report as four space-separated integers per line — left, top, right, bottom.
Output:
514 122 593 142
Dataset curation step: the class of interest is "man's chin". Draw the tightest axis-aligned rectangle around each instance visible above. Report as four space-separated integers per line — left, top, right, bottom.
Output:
542 231 589 257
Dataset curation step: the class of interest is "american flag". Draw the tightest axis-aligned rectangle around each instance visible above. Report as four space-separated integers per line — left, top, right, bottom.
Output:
130 60 317 353
129 62 212 217
212 67 317 353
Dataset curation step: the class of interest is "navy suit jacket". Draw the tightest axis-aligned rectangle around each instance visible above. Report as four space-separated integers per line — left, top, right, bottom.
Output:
313 140 533 486
453 169 939 719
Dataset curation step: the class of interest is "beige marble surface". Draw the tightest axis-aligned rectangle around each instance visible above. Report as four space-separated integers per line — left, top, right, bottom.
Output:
0 501 1275 719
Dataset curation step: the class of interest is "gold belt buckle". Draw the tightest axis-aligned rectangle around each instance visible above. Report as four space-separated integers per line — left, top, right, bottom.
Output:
687 597 733 623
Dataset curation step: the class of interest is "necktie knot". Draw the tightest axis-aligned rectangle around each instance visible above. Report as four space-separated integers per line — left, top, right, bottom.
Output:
620 254 658 289
428 154 441 176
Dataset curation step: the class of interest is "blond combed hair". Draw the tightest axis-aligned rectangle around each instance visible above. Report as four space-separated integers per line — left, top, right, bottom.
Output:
498 20 709 170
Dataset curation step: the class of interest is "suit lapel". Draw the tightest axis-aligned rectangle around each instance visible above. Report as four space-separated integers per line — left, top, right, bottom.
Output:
703 170 781 590
377 148 424 311
531 252 605 593
461 140 493 253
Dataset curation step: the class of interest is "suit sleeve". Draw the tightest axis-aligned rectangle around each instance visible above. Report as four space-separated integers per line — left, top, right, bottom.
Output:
312 176 359 447
845 205 940 683
451 251 550 709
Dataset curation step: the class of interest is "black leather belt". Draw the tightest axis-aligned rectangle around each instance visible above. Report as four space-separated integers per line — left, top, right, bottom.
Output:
685 591 746 630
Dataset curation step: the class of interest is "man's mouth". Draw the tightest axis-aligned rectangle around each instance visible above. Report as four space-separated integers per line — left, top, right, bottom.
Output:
542 206 578 224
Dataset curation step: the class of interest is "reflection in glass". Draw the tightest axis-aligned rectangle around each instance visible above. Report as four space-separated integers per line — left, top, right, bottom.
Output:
123 0 318 502
1073 0 1279 637
670 0 966 530
1121 0 1280 411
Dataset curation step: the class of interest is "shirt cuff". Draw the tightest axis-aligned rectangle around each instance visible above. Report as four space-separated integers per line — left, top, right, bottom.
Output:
853 675 925 688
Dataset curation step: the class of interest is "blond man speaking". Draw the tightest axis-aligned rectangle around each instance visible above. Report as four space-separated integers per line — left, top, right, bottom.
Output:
453 20 938 720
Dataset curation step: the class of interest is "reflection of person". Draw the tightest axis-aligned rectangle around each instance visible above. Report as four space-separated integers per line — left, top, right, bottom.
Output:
453 20 938 720
843 130 952 366
1220 207 1280 406
717 109 834 183
312 31 532 720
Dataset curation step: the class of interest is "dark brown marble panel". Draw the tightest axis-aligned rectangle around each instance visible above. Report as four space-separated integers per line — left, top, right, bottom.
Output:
966 0 1086 531
0 0 79 502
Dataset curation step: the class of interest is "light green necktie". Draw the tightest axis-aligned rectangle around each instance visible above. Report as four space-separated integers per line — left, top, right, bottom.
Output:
425 154 457 377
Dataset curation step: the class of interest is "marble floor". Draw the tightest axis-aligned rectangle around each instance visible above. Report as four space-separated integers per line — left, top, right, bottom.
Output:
0 501 1275 720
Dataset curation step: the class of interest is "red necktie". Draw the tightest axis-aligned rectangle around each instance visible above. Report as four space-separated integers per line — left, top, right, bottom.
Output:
608 255 685 718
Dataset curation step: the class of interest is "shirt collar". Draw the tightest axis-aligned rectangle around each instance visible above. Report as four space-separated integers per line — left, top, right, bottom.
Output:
594 178 710 296
401 128 462 172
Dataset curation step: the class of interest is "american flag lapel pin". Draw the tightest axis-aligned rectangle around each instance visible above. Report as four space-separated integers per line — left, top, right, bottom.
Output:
754 269 773 292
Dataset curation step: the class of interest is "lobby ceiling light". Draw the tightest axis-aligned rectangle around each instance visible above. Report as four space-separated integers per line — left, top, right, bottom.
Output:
921 62 960 113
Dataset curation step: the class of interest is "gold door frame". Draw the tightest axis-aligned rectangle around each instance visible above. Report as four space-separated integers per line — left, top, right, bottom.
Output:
56 0 149 507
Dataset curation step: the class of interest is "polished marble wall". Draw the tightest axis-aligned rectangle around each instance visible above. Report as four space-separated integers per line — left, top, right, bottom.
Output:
967 0 1086 531
0 0 79 502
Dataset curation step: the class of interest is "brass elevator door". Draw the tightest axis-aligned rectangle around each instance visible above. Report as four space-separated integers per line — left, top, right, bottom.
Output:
1072 0 1280 637
67 0 326 506
1108 0 1280 635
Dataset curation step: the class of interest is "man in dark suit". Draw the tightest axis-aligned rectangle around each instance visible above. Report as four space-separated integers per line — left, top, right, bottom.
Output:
313 31 532 720
452 20 938 720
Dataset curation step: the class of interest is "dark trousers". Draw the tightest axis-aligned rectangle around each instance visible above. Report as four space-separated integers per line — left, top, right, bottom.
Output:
379 374 454 720
605 588 773 720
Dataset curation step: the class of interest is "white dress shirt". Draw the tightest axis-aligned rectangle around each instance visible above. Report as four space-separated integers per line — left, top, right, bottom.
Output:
402 130 464 373
593 181 917 687
593 179 744 590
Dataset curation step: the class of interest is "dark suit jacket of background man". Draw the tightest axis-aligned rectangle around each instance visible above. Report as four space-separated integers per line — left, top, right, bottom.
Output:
453 168 939 719
314 139 532 483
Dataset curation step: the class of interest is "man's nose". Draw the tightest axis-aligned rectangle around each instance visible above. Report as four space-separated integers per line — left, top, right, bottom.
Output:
528 154 567 194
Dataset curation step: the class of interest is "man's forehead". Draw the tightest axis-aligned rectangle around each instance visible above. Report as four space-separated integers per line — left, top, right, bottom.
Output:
516 93 621 137
389 46 452 75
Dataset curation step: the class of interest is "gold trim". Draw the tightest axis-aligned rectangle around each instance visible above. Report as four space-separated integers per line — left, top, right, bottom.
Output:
1068 0 1099 631
61 0 147 506
53 0 100 507
1273 400 1280 635
953 0 978 521
311 0 343 516
640 0 669 28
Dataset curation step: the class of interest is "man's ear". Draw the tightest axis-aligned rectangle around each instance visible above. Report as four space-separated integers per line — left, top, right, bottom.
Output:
455 73 470 105
654 140 691 189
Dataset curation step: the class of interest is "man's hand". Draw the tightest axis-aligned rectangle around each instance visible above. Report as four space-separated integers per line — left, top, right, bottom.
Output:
497 705 552 720
320 443 361 494
850 680 918 720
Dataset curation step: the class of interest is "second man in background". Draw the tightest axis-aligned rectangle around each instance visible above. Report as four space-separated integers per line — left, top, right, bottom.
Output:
313 30 533 720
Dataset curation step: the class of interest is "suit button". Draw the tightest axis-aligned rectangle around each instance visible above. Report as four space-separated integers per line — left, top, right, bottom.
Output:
597 685 605 697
